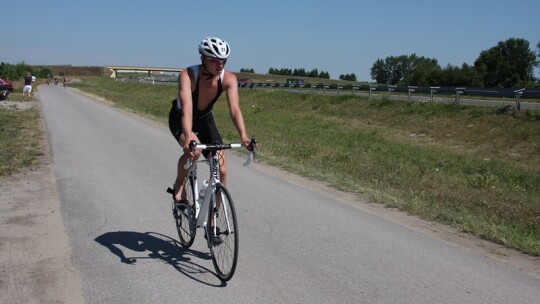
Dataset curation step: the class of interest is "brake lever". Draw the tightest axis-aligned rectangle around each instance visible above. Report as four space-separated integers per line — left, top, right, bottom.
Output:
243 151 255 167
243 137 258 167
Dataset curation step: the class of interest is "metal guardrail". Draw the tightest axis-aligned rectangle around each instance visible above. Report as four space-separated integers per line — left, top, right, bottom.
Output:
239 82 540 100
239 82 540 110
114 76 540 109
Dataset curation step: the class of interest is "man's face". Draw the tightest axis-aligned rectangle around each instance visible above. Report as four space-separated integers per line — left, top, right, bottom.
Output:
204 56 226 75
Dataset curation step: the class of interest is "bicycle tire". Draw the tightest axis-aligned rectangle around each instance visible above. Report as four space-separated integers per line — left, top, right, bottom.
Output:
208 184 239 281
174 176 197 248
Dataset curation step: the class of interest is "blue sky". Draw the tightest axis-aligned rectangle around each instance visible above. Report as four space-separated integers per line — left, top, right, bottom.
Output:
3 0 539 81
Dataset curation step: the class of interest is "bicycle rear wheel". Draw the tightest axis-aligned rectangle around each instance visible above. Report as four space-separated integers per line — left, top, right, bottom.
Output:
208 184 239 281
174 176 197 248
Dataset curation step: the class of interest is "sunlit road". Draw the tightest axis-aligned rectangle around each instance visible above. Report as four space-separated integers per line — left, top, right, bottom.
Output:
40 84 540 303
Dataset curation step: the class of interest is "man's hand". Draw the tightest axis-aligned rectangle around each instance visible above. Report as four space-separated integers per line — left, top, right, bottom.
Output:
245 137 258 151
183 134 196 158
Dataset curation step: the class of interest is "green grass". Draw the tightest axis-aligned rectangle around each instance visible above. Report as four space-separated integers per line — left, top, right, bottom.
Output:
69 77 540 255
0 106 42 177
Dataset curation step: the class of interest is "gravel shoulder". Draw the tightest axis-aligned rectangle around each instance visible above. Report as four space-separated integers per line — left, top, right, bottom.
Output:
0 98 84 304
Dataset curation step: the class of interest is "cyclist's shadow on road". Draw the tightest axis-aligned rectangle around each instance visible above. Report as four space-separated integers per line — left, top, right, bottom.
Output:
95 231 225 286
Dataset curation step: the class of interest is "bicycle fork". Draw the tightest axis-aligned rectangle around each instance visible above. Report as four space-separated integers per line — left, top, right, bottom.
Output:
202 190 235 247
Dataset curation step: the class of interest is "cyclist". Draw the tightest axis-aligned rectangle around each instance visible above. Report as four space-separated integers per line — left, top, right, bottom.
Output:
168 37 252 206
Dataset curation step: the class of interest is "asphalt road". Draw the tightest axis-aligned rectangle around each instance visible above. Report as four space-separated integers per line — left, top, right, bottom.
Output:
40 85 540 303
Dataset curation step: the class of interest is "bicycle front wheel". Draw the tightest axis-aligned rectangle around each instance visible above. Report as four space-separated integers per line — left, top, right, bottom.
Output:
208 184 239 281
175 176 197 248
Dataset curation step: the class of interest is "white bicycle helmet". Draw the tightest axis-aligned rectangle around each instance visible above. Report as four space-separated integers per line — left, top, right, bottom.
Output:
198 37 231 59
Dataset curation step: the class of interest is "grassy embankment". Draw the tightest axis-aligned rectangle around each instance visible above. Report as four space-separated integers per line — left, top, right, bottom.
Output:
5 76 538 255
0 106 41 177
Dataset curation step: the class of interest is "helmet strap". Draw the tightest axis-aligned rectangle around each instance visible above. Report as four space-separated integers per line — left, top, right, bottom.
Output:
200 56 217 80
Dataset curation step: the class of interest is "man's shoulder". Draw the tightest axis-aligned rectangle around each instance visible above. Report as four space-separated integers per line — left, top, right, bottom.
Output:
184 65 199 77
221 71 237 89
223 70 237 81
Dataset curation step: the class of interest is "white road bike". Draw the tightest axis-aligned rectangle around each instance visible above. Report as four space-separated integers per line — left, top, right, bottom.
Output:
167 139 257 281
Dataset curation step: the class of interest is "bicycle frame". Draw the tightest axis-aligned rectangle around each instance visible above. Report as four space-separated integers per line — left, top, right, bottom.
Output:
184 152 232 236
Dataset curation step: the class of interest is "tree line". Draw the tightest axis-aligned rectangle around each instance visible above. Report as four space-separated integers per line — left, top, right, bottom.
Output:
370 38 540 88
0 62 54 80
240 68 255 73
267 67 331 79
339 73 357 81
242 67 358 81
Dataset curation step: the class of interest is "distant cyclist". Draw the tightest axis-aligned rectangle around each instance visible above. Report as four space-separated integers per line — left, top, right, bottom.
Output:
168 37 252 205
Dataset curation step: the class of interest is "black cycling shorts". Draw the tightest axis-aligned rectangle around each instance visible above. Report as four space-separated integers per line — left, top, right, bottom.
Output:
168 99 223 155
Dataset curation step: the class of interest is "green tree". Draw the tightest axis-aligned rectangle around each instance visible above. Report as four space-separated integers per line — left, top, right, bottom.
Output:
318 71 330 79
270 67 328 78
370 59 389 83
474 38 536 87
387 55 413 84
371 54 437 84
0 61 34 80
293 68 307 77
339 73 357 81
536 41 540 86
405 59 441 86
268 68 293 76
457 63 483 87
536 41 540 68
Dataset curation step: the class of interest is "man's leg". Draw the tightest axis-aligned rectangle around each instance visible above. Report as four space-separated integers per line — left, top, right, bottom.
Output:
173 134 201 202
218 150 227 186
174 153 188 202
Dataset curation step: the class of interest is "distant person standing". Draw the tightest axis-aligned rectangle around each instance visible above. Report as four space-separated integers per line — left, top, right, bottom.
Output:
22 72 33 101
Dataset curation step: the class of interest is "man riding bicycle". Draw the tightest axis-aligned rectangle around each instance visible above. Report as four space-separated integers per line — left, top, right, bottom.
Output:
168 37 252 206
